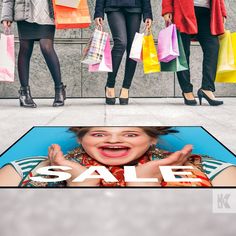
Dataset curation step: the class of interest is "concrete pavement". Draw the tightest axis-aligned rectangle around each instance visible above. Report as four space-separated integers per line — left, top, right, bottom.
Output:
0 97 235 154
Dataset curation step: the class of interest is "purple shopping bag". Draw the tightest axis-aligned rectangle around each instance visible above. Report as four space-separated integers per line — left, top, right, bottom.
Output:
0 33 15 82
89 35 112 72
158 24 179 63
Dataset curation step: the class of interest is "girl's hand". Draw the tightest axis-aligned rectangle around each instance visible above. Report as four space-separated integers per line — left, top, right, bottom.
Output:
95 17 103 27
127 145 193 187
163 13 172 25
2 20 12 30
48 144 100 186
145 18 152 30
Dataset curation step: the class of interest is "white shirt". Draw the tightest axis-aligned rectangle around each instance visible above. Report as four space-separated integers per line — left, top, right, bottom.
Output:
194 0 210 8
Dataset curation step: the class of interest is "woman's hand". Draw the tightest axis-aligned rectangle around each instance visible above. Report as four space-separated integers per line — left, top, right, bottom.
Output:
126 145 193 187
48 144 100 186
163 13 172 25
95 17 103 27
145 18 152 30
2 20 12 30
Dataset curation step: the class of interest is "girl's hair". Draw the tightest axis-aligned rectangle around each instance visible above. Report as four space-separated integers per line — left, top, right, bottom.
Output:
69 127 177 139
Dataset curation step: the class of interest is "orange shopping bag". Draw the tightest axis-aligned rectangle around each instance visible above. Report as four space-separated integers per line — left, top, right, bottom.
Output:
52 0 91 29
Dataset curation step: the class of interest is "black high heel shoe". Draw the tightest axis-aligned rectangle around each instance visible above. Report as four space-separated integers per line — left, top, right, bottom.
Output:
182 92 197 106
53 83 66 107
105 87 116 105
197 89 223 106
19 86 37 108
119 89 129 105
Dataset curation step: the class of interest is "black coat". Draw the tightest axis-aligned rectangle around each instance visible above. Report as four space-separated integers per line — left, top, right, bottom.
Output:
94 0 153 21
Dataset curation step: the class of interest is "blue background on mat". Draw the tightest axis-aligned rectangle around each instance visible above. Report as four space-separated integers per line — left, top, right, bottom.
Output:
0 126 236 167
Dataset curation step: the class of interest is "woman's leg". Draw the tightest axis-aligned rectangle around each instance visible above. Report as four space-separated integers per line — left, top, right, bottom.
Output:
122 12 142 89
106 11 127 89
39 39 66 107
18 39 35 87
18 39 37 107
195 7 219 93
39 38 62 87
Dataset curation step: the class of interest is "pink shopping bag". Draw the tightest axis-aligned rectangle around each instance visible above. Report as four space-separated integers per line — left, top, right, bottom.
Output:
129 32 144 62
89 35 112 72
158 24 179 63
0 33 15 82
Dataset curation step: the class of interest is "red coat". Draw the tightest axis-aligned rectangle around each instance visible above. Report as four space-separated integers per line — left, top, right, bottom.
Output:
162 0 227 35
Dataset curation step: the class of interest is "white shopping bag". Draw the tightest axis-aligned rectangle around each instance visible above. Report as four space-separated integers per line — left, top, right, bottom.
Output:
129 32 144 62
0 34 15 82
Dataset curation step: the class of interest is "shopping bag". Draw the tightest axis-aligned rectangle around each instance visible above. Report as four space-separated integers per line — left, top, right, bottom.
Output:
0 33 15 82
216 32 236 83
142 29 160 74
89 35 112 72
81 28 109 65
129 32 144 62
52 0 91 29
216 30 236 73
55 0 81 8
158 24 179 62
161 30 188 72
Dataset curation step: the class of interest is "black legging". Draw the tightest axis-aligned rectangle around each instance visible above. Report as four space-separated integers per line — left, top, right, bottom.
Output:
106 10 142 89
18 39 62 88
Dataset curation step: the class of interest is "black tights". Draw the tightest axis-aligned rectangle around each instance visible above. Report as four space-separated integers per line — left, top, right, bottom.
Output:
18 39 62 88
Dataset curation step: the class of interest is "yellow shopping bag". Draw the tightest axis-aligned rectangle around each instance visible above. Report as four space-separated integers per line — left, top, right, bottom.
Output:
216 31 236 83
142 29 160 74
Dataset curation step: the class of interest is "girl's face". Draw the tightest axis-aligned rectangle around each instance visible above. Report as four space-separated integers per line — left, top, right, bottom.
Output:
80 127 157 166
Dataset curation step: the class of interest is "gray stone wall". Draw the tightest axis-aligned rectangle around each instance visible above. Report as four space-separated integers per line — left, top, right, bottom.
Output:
0 0 236 98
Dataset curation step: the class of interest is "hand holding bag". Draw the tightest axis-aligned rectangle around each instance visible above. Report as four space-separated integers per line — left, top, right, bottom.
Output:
158 24 179 63
89 35 113 72
142 28 160 74
0 31 15 82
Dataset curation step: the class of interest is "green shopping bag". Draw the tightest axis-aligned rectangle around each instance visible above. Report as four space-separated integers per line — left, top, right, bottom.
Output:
160 30 188 72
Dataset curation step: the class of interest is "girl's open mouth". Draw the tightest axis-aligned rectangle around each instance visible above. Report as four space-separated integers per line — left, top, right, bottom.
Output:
98 145 131 158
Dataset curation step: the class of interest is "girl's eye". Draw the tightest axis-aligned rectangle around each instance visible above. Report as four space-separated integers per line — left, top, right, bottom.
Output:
124 133 138 137
92 133 106 137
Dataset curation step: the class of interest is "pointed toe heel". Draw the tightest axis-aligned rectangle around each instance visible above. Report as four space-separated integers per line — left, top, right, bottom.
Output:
119 89 129 105
197 89 223 106
105 87 116 105
182 92 197 106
